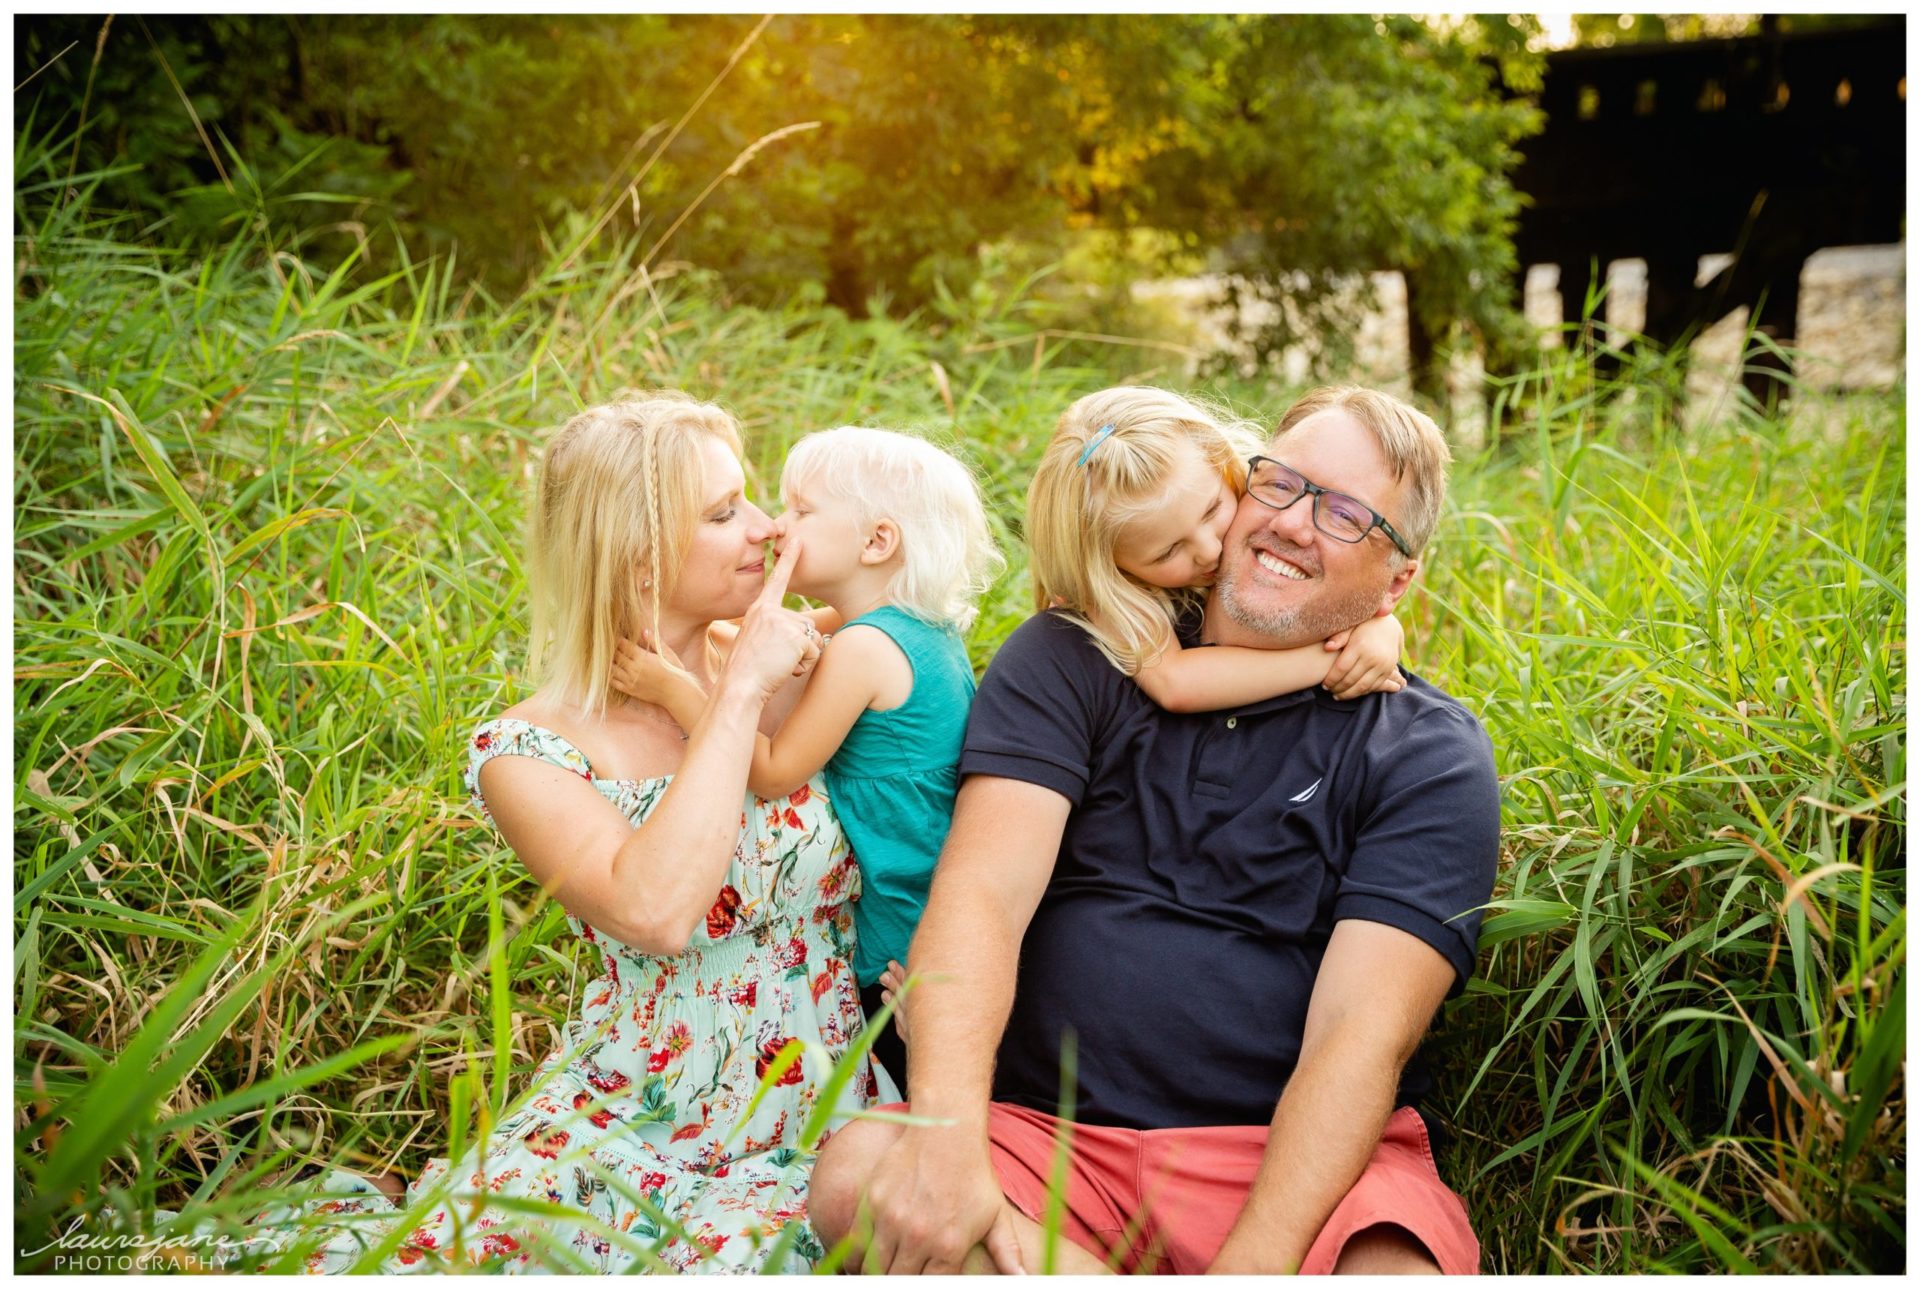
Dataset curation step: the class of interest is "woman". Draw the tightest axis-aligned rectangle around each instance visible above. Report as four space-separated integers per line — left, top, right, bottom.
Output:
275 393 892 1273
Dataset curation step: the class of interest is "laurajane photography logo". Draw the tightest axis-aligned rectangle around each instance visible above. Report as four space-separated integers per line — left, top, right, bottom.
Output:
23 1216 291 1272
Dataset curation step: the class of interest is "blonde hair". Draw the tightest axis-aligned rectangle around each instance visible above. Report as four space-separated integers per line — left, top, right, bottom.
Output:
1027 386 1263 674
1272 386 1452 558
525 391 744 713
781 426 1003 634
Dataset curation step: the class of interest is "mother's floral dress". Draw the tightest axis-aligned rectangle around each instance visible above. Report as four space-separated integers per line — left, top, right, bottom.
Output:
264 719 891 1273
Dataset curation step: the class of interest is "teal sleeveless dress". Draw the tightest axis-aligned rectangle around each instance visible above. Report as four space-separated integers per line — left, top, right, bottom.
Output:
825 606 976 988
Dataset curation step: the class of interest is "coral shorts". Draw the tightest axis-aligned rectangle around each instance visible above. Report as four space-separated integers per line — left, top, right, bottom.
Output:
977 1101 1480 1275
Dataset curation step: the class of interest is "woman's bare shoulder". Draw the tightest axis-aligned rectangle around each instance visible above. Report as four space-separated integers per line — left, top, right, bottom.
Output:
495 692 689 783
488 694 582 752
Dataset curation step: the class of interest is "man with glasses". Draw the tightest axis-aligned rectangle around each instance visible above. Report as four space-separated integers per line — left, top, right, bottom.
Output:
811 386 1500 1275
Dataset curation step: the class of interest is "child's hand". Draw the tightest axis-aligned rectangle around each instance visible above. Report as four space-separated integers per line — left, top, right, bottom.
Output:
1322 613 1405 700
611 633 697 710
877 959 910 1045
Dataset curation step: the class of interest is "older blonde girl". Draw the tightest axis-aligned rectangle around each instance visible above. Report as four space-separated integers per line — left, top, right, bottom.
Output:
1027 386 1405 709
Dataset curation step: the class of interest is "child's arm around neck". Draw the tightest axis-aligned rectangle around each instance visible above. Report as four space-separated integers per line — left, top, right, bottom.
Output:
1131 613 1406 712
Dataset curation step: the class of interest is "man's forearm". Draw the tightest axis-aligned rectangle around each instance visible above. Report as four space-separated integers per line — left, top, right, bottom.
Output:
1212 1023 1404 1272
1212 921 1459 1273
901 870 1023 1131
840 776 1065 1276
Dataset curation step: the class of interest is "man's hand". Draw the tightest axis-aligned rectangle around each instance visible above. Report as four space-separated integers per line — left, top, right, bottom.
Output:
858 1128 1025 1275
843 776 1066 1274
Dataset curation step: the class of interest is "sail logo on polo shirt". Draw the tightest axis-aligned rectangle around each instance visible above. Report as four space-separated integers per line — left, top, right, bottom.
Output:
1289 777 1322 804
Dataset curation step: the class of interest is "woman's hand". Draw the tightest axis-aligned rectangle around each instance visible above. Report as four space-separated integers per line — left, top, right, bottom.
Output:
718 538 823 704
1322 613 1406 700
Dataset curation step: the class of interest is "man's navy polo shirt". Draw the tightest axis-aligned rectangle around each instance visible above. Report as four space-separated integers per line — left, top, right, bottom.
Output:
960 609 1501 1132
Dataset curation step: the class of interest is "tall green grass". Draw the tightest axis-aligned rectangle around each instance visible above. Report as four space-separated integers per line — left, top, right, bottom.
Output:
14 142 1904 1269
1426 343 1905 1272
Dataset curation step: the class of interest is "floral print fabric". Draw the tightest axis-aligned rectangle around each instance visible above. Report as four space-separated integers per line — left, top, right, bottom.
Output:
252 718 888 1273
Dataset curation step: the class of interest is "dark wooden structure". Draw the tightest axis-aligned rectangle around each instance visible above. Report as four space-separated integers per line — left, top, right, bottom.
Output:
1504 18 1905 399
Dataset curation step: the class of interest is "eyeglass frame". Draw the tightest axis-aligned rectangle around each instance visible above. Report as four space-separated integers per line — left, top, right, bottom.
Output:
1243 455 1413 559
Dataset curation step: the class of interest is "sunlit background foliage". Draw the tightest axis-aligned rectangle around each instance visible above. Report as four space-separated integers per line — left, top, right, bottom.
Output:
15 15 1546 365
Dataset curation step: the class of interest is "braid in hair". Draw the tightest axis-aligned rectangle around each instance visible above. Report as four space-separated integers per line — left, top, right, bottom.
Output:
643 422 666 662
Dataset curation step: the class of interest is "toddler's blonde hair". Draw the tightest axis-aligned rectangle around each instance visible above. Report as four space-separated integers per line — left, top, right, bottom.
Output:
1027 386 1262 674
782 426 1004 634
526 391 743 713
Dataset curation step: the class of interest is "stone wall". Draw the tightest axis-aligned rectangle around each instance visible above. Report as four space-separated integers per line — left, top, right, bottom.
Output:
1134 243 1904 436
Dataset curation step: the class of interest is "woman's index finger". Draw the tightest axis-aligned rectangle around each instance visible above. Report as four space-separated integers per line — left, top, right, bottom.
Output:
756 538 798 607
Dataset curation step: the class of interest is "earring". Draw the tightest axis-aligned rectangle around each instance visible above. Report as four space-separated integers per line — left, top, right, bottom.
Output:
642 578 652 589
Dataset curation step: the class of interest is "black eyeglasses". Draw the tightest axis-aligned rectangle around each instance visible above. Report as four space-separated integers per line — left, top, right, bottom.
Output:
1244 456 1412 558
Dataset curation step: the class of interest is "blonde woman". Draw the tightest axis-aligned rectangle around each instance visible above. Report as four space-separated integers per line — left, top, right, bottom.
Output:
276 393 891 1273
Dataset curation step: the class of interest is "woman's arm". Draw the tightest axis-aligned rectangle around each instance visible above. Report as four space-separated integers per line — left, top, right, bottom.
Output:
478 567 820 955
1135 614 1405 713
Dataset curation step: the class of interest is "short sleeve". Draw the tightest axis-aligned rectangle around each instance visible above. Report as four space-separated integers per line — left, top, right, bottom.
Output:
958 613 1116 806
463 719 594 819
1333 702 1501 994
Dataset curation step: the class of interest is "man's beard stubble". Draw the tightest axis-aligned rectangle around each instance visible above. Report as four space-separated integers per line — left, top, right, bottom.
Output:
1214 548 1387 647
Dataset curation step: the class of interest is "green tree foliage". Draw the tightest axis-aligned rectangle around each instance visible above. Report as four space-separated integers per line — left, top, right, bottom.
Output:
1110 15 1541 377
15 14 1541 373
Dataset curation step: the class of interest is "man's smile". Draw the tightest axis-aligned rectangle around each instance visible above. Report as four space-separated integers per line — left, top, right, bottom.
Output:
1253 549 1314 582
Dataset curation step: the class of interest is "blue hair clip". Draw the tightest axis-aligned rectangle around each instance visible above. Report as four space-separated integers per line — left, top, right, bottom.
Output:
1076 423 1117 467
